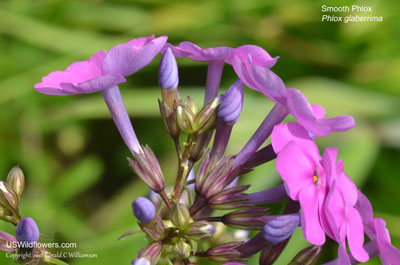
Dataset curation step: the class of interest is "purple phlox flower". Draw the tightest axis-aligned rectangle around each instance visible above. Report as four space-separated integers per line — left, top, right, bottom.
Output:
271 122 328 245
323 153 368 264
286 88 355 137
262 213 300 244
16 217 40 244
35 35 167 95
35 35 168 155
168 42 279 103
356 191 400 265
132 197 156 223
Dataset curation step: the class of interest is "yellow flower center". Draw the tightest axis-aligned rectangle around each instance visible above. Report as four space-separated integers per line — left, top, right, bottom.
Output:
313 175 318 183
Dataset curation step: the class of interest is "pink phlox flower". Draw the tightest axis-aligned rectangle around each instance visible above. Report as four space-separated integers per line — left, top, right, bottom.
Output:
271 122 327 245
35 35 167 95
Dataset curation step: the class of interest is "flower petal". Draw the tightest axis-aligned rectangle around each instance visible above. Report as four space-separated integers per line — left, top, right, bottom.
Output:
232 44 278 68
355 191 374 240
287 88 332 137
276 142 315 200
271 122 320 159
103 36 167 76
347 207 369 262
322 147 338 186
322 115 355 132
299 185 325 245
374 218 400 265
312 105 326 120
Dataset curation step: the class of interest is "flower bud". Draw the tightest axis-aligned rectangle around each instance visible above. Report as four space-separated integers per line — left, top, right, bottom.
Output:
172 239 191 259
159 47 179 90
170 203 191 229
189 133 212 162
196 153 235 199
135 241 163 265
207 241 246 263
158 99 180 139
132 197 156 223
0 181 19 216
139 215 165 241
128 145 165 193
6 165 25 200
132 258 151 265
176 105 196 134
16 217 39 244
218 79 244 125
222 208 269 230
195 96 222 133
187 221 215 241
288 245 322 265
15 217 40 263
0 231 17 253
263 214 300 244
209 185 251 210
184 96 198 116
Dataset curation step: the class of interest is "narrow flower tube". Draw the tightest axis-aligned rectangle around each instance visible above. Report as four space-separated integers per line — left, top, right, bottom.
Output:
245 184 288 205
132 197 156 223
234 103 289 168
102 85 141 154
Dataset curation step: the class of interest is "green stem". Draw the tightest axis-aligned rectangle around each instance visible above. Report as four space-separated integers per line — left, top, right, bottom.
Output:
171 134 196 202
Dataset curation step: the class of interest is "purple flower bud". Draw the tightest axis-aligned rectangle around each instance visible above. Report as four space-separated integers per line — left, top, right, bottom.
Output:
159 47 179 90
132 197 156 223
207 241 246 263
218 79 244 125
132 258 150 265
262 214 300 244
16 217 39 244
128 145 165 193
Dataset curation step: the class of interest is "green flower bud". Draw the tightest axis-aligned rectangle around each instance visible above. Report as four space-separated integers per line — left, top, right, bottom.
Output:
176 105 196 134
195 96 221 133
172 239 191 259
187 221 215 241
6 165 25 200
158 100 180 139
184 97 198 116
0 181 19 217
170 203 191 230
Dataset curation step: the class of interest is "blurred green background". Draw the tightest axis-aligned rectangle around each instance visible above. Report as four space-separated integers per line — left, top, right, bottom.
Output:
0 0 399 264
